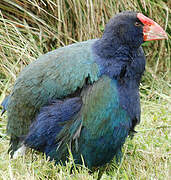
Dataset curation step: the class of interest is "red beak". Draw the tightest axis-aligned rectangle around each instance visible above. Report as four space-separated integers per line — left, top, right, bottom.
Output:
137 13 168 41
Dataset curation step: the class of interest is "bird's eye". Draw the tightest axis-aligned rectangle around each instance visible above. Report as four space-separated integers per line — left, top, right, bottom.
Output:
135 22 141 27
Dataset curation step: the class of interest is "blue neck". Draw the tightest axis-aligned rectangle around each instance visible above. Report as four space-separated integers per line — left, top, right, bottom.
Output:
92 38 143 79
92 39 146 129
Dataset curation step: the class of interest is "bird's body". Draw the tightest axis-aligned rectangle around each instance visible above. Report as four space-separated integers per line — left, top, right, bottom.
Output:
2 11 167 169
7 39 144 167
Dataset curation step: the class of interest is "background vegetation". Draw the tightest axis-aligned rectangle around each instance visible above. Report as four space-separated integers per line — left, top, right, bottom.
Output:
0 0 170 179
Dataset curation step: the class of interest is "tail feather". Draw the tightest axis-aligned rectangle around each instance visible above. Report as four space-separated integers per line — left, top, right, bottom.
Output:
0 95 20 157
8 136 21 158
1 95 10 115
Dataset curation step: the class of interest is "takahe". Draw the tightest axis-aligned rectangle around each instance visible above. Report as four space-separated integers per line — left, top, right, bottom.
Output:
1 11 167 170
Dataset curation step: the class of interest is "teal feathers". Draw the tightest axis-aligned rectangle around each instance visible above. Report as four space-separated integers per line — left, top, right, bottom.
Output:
7 40 99 137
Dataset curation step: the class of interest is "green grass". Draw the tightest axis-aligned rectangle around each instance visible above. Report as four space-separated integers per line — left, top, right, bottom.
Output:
0 0 170 179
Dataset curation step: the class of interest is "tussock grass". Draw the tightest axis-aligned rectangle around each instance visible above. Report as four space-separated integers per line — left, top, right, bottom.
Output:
0 0 170 95
0 0 170 179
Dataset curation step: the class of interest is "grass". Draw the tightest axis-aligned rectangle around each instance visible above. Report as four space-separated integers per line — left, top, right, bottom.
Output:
0 0 170 179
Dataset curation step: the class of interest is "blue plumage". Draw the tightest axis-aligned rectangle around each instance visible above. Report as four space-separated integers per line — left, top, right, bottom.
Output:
25 97 82 154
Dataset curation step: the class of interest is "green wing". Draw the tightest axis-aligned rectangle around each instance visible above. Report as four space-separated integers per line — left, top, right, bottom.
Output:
7 39 99 137
58 75 128 143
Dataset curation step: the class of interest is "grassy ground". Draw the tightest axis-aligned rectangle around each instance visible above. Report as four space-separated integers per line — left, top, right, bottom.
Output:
0 0 170 179
0 91 170 179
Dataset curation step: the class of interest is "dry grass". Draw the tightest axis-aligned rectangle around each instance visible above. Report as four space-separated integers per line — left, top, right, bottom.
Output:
0 0 170 95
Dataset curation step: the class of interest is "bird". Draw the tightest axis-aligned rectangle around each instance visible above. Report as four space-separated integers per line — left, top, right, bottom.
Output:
1 11 167 170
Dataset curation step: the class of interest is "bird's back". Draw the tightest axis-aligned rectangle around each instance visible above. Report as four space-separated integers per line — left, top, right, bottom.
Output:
7 39 99 140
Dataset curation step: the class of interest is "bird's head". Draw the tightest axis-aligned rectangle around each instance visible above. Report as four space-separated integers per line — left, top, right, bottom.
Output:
102 11 168 49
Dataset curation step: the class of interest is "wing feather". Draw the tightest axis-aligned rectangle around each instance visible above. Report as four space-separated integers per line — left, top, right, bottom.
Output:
7 39 99 137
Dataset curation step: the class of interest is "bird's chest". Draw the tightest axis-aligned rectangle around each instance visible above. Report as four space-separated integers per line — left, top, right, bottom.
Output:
76 116 130 168
74 76 133 168
117 78 141 124
77 103 131 168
